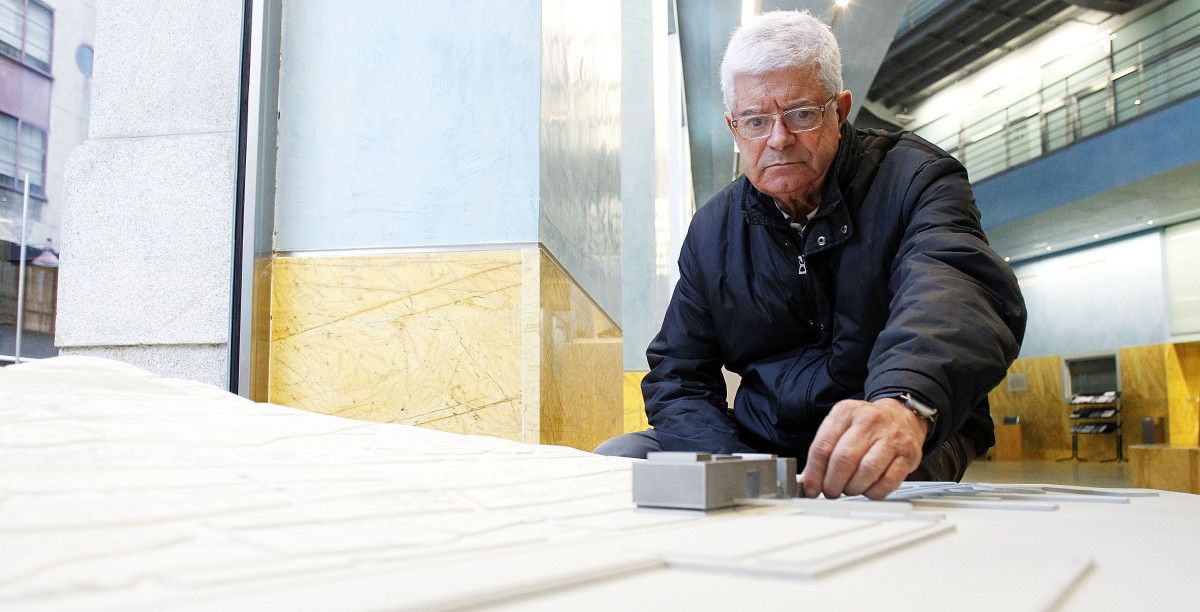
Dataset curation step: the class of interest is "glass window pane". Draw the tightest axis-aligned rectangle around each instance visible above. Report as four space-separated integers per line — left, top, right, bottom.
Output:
26 2 53 68
0 114 16 180
18 123 46 187
0 0 21 55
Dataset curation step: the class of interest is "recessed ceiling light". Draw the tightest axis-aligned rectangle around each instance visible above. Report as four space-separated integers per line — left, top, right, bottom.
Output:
1093 233 1100 239
1134 99 1142 105
835 0 850 7
1004 256 1011 262
1147 220 1155 225
1046 246 1053 251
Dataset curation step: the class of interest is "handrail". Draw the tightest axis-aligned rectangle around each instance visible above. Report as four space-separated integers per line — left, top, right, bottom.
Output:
895 0 952 37
913 5 1200 183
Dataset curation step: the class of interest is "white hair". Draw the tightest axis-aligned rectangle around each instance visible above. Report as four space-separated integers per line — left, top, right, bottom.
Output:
720 10 844 111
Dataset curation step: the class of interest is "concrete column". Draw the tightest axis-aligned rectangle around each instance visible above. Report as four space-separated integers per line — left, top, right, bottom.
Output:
56 0 242 388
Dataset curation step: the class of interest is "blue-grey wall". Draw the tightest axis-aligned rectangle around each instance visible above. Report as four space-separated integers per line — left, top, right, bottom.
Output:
974 94 1200 230
274 0 542 251
273 0 622 323
1012 232 1169 359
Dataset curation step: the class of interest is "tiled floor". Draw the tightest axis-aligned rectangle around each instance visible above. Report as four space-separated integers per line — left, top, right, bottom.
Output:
964 458 1131 488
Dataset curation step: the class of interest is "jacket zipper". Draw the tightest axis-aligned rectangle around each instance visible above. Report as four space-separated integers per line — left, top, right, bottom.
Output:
776 225 821 335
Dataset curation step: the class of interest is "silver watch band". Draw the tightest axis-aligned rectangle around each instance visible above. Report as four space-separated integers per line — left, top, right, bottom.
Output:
897 392 937 424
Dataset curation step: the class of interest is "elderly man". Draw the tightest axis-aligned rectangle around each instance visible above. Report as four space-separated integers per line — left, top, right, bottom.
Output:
596 10 1026 500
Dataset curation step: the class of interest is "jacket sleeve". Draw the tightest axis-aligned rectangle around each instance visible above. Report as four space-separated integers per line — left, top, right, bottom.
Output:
863 155 1027 453
642 229 756 454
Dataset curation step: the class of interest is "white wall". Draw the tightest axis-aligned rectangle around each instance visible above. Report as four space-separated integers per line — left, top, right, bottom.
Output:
1012 232 1169 359
1165 218 1200 338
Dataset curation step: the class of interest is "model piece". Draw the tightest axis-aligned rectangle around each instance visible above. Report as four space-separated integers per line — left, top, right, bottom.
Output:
632 452 798 510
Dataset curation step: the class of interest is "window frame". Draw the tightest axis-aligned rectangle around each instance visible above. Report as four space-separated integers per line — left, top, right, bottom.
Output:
0 111 48 198
0 0 54 75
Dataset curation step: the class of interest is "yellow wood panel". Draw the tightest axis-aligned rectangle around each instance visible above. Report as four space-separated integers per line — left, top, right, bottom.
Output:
538 252 623 451
988 355 1066 459
1167 342 1200 446
1111 344 1169 457
270 252 527 441
1129 445 1200 494
993 423 1022 461
623 371 650 433
249 256 273 402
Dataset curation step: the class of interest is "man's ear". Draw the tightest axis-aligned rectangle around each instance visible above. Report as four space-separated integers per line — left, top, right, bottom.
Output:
725 113 737 137
836 90 853 124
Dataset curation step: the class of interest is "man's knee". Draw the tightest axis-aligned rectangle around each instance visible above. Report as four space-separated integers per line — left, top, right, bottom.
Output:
594 430 662 459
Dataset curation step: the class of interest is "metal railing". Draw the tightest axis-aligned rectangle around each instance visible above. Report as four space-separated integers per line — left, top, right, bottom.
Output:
915 6 1200 183
895 0 952 38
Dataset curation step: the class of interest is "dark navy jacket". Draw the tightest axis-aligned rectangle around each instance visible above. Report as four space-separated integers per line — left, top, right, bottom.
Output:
642 125 1027 460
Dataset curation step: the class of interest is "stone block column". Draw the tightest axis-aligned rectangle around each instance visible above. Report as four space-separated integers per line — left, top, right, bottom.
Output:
56 0 243 388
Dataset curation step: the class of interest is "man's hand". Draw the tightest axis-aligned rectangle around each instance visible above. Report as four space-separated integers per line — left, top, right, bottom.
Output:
798 398 929 500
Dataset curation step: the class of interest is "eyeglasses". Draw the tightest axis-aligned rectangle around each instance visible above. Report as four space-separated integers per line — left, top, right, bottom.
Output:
730 95 836 140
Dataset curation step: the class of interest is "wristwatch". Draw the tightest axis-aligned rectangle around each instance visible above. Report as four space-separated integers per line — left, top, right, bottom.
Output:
878 392 938 426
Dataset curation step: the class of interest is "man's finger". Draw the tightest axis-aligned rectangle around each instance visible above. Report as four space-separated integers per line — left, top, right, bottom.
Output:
842 438 894 497
821 421 878 498
798 402 854 498
863 455 920 500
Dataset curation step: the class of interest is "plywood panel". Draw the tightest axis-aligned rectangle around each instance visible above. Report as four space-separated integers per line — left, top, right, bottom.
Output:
993 423 1022 461
988 356 1066 459
624 371 650 434
1113 344 1169 457
270 252 527 441
1129 445 1200 493
1166 342 1200 446
538 252 623 451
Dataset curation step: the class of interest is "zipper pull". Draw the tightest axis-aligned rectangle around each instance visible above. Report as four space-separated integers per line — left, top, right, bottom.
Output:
798 254 807 275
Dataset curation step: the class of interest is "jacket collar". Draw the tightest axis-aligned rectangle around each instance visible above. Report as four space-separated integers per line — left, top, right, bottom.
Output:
741 122 859 256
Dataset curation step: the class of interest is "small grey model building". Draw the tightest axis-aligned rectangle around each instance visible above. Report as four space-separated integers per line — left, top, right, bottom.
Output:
632 452 799 510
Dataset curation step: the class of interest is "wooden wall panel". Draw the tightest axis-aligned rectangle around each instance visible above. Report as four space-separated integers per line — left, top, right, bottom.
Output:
1112 345 1169 457
269 249 624 453
270 252 527 440
623 371 650 434
1167 342 1200 446
538 252 623 451
1130 445 1200 494
988 355 1067 459
989 345 1180 460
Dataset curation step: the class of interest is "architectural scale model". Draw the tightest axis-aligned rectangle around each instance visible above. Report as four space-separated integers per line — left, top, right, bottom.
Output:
1 357 1195 612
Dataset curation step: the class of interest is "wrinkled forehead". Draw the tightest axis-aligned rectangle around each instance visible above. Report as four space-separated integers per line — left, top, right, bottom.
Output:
729 66 828 115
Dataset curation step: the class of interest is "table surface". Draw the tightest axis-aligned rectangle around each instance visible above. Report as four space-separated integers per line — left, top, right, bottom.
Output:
3 357 1198 612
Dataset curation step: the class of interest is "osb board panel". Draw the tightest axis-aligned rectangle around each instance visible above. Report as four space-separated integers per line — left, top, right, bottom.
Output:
988 356 1066 459
538 252 622 451
1167 342 1200 446
623 371 649 434
1112 345 1169 456
1130 445 1200 494
270 252 526 441
249 256 273 402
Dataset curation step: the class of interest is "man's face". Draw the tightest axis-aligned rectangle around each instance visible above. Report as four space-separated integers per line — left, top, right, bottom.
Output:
726 66 852 208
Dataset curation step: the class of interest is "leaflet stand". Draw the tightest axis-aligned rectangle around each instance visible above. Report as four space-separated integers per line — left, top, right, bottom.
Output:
1057 391 1123 463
